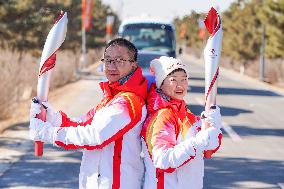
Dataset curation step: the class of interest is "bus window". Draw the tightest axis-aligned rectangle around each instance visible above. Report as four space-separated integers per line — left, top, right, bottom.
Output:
119 22 176 57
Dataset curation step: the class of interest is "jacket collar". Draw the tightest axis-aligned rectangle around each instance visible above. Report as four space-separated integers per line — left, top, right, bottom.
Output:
147 84 187 119
99 67 148 100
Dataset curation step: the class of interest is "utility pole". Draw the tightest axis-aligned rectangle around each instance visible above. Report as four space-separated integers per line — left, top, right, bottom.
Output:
259 24 266 81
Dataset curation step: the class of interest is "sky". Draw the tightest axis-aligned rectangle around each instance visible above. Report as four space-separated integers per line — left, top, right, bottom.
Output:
102 0 236 21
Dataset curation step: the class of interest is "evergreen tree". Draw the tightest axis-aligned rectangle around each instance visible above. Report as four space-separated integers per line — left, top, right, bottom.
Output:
0 0 119 55
257 0 284 58
174 11 206 49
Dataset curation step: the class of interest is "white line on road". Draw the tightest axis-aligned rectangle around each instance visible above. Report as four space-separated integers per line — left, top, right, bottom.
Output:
222 121 242 142
278 183 284 189
195 97 204 106
194 97 242 142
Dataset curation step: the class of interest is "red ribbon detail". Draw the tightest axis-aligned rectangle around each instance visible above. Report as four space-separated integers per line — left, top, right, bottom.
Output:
205 67 219 108
204 7 221 37
39 53 56 77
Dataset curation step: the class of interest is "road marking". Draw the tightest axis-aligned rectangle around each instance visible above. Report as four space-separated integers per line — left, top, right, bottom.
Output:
248 103 255 108
222 121 242 142
278 183 284 189
194 97 242 142
195 97 204 106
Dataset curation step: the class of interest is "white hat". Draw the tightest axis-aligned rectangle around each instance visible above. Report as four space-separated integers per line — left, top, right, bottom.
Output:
150 56 189 88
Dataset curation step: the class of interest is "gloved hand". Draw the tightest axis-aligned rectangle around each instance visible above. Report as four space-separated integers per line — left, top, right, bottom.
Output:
29 117 58 144
203 127 221 151
201 105 222 129
191 127 221 152
30 100 42 118
191 129 209 153
41 101 62 127
30 98 62 127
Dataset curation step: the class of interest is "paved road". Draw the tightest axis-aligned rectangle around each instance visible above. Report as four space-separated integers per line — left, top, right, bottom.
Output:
0 55 284 188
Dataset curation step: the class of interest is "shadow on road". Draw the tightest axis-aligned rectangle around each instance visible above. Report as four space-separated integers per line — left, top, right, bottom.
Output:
204 157 284 189
0 145 82 189
0 136 27 147
187 104 253 117
188 86 282 97
229 125 284 137
1 121 82 189
5 122 29 132
189 76 205 81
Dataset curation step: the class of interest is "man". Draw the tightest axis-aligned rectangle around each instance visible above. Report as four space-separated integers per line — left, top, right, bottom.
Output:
30 38 148 189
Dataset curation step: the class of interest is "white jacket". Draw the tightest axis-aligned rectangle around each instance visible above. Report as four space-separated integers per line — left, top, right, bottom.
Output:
53 68 148 189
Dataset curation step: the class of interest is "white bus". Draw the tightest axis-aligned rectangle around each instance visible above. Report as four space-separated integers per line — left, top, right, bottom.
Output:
118 17 176 58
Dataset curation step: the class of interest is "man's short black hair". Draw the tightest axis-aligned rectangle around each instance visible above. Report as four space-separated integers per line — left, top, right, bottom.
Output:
104 38 138 61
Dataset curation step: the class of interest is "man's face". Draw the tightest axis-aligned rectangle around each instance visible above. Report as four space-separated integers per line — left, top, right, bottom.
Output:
103 45 136 83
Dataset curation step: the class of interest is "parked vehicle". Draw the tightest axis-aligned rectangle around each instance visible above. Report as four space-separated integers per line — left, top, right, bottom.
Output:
118 17 176 58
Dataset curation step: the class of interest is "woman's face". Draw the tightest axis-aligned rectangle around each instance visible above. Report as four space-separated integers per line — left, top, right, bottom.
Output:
160 70 188 100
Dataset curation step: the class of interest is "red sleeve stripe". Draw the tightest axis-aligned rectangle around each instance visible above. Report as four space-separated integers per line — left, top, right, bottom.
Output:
112 137 123 189
59 109 95 127
156 168 165 189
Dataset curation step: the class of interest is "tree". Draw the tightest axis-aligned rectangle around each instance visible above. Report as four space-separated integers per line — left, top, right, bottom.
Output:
174 11 207 49
0 0 120 55
0 0 65 58
257 0 284 58
222 0 284 62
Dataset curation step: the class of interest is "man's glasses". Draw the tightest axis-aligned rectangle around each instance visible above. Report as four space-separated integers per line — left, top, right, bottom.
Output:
101 58 135 68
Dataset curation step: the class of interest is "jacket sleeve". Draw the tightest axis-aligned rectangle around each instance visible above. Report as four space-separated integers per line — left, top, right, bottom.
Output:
54 95 145 150
146 109 196 172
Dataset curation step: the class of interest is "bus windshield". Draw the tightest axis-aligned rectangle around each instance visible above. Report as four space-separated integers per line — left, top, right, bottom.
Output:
121 23 175 54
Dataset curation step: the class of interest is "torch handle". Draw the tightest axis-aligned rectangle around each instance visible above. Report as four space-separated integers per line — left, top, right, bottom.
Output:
34 103 47 157
35 141 44 157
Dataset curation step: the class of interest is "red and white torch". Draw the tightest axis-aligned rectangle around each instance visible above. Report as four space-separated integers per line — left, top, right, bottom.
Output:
203 7 222 157
34 11 68 157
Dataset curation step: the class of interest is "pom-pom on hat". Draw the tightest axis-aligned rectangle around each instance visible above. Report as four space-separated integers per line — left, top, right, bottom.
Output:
150 56 189 88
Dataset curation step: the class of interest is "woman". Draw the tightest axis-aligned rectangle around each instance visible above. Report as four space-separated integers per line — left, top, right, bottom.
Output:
141 56 222 189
